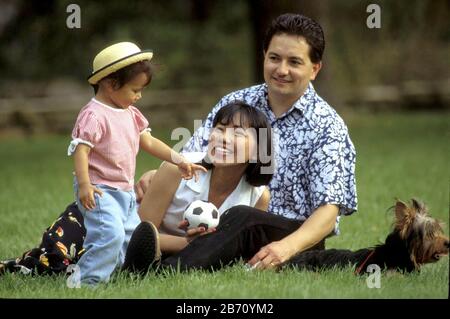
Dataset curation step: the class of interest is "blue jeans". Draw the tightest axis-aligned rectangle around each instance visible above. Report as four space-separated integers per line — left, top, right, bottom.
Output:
74 183 140 285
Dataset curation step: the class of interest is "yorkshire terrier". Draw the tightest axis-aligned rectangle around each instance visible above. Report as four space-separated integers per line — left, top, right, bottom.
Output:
285 199 449 274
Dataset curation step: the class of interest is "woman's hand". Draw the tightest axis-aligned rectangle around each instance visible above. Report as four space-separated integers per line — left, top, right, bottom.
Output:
178 220 216 243
78 183 103 211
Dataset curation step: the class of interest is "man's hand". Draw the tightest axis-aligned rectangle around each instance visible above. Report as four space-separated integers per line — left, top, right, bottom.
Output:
134 170 156 203
78 183 103 211
246 204 339 270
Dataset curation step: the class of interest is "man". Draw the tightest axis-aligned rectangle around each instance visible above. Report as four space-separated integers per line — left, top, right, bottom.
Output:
133 13 357 271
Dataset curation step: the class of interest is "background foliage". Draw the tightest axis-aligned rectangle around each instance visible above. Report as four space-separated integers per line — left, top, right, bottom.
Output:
0 0 448 108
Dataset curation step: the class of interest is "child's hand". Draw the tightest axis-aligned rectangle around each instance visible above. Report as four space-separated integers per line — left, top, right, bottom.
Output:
177 160 207 182
78 183 103 211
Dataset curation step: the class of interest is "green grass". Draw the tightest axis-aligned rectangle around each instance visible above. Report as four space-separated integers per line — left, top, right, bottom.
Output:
0 112 448 298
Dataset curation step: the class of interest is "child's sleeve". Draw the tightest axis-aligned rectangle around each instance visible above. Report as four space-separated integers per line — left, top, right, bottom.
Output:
67 110 103 156
131 106 150 134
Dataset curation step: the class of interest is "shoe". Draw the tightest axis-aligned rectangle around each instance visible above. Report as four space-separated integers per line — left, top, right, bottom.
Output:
122 221 161 274
0 258 19 275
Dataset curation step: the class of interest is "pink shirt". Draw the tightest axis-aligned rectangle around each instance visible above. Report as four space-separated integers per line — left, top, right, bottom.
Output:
70 98 149 191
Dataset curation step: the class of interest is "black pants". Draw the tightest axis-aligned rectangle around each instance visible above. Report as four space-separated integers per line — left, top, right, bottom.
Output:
161 205 325 271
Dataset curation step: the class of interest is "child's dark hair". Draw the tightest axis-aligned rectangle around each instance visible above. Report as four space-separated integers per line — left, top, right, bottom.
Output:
92 60 153 94
263 13 325 63
202 101 273 187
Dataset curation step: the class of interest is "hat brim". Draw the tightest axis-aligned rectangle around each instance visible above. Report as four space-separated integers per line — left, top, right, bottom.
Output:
87 50 153 85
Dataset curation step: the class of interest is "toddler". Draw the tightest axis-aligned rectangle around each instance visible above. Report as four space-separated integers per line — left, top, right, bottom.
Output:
67 42 205 285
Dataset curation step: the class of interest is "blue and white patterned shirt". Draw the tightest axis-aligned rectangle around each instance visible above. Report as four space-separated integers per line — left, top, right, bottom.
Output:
183 83 357 229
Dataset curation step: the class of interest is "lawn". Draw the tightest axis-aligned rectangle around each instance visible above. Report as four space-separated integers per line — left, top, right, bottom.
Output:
0 112 448 299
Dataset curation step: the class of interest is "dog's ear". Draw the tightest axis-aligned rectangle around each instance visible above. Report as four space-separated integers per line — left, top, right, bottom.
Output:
394 199 416 238
411 198 427 215
394 199 409 219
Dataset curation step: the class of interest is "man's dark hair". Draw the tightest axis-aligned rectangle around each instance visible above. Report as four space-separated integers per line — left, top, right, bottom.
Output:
92 60 153 94
202 101 273 187
263 13 325 63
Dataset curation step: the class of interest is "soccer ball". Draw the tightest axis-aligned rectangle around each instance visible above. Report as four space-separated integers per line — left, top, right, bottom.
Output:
183 200 220 230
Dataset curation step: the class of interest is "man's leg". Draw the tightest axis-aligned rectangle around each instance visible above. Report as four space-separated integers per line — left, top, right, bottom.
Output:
161 205 324 271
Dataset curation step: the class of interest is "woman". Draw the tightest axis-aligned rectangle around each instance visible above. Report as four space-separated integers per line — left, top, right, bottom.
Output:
139 101 272 253
0 101 273 276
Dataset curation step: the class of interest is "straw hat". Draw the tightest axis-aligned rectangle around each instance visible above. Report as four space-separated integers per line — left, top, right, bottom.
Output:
87 42 153 84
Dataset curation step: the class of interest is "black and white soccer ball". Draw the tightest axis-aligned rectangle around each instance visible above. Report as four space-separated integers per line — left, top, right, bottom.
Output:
183 200 220 230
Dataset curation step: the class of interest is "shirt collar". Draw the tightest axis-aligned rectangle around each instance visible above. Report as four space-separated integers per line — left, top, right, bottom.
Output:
263 82 316 117
92 98 127 112
293 83 316 114
185 169 210 194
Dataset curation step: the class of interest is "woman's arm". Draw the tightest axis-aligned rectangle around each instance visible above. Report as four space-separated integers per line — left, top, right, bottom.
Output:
254 188 270 211
248 204 338 269
139 162 209 254
138 161 182 227
159 233 190 254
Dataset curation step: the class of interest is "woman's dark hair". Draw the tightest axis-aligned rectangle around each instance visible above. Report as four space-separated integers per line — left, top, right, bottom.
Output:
263 13 325 63
92 60 153 94
202 101 273 187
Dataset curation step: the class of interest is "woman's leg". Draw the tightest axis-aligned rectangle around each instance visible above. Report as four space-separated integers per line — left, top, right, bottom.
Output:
161 205 324 271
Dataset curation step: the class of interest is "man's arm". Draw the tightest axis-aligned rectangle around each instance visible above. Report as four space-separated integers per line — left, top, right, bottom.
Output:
135 170 156 203
247 204 338 269
254 188 270 212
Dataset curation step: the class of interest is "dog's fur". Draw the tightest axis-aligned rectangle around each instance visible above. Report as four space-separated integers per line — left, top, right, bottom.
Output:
285 199 449 274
